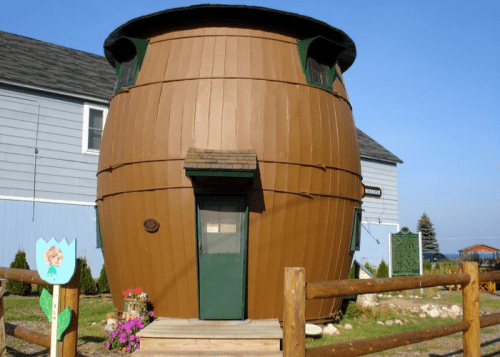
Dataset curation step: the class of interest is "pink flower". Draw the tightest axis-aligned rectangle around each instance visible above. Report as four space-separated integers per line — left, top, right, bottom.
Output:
119 332 127 344
126 346 131 352
129 334 135 341
103 342 110 349
149 311 155 317
136 343 140 349
136 336 141 343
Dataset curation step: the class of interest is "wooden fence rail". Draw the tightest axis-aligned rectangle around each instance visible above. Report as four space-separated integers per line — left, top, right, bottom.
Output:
283 262 500 357
0 265 80 357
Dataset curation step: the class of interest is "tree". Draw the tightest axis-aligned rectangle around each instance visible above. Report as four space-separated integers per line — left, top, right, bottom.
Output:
417 212 439 252
7 250 32 296
79 258 97 295
97 264 110 294
376 260 389 278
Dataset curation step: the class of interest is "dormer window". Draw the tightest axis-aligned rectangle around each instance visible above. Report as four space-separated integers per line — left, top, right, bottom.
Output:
297 36 346 90
110 37 149 93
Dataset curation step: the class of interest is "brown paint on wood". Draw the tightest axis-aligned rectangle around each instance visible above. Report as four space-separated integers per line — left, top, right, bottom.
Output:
480 312 500 328
59 263 80 357
99 24 361 321
462 262 480 357
5 323 51 349
305 321 471 357
307 273 471 300
283 268 305 357
0 268 46 286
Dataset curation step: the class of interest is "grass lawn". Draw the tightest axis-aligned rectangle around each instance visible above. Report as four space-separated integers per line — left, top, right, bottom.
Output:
3 292 114 347
2 283 499 354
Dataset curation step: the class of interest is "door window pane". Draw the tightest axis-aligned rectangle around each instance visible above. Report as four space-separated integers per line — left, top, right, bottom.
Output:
198 196 245 254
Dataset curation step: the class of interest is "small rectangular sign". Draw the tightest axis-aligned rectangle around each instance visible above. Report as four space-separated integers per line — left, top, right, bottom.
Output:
220 224 237 233
206 223 219 233
363 185 382 198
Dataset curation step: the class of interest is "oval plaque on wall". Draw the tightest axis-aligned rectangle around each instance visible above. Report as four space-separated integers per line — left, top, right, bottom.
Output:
143 219 160 233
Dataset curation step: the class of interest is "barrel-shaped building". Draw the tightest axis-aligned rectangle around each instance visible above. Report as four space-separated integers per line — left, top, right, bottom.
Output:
97 5 362 322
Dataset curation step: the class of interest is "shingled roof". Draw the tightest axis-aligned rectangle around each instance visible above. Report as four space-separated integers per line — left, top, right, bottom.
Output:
0 30 401 165
357 129 403 164
0 30 116 101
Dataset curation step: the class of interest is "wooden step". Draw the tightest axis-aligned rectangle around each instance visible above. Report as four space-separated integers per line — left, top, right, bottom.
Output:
136 318 282 354
132 350 283 357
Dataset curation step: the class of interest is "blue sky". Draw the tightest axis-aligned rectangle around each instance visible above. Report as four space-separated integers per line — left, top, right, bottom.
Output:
1 0 499 252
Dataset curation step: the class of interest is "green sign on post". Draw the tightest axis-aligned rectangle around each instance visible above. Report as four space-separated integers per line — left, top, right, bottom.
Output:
390 227 421 276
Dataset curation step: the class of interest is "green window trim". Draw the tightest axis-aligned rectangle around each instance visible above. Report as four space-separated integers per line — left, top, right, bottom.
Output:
95 206 103 249
185 170 255 178
114 37 149 93
349 207 362 253
297 36 344 91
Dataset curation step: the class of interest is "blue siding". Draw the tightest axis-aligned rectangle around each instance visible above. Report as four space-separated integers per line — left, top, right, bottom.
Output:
355 224 399 268
0 199 103 278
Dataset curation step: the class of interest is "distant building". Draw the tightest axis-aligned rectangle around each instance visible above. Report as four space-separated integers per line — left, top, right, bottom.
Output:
0 29 402 276
0 30 115 276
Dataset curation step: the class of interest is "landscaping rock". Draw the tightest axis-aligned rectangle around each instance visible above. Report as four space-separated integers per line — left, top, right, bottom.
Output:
420 304 430 311
395 319 403 325
306 324 323 336
428 309 440 318
398 295 403 298
107 318 117 326
344 323 353 330
385 320 394 326
377 321 385 325
419 313 427 318
104 324 116 333
451 305 461 314
322 324 339 335
448 311 458 319
440 312 449 318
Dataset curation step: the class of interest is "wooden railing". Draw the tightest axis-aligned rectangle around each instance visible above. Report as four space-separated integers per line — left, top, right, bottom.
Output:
0 266 81 357
283 262 500 357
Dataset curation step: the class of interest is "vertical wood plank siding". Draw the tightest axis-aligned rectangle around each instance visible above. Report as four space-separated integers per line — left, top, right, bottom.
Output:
97 28 361 321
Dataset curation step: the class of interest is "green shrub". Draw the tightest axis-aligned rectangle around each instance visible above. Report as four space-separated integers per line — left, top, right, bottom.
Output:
6 250 32 296
97 264 110 294
434 262 441 273
36 284 54 294
376 260 389 278
364 262 375 276
423 260 432 271
79 258 97 295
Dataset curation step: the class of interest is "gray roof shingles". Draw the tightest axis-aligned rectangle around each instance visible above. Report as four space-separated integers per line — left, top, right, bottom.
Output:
0 30 401 165
0 30 116 100
357 129 403 164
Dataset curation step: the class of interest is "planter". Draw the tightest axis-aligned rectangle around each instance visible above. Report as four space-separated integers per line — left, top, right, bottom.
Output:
123 298 148 320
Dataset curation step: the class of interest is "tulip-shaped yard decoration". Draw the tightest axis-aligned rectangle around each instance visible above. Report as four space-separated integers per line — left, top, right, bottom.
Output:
36 238 76 357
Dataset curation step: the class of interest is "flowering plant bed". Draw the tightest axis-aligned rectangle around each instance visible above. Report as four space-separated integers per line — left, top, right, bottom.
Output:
104 311 155 353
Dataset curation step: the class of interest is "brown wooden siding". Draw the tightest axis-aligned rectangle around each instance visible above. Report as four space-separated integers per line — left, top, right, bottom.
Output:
98 27 361 322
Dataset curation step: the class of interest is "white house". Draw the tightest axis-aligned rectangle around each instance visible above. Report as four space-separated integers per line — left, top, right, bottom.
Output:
0 30 402 276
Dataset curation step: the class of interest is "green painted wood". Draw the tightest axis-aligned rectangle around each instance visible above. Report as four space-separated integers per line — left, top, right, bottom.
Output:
196 195 248 320
186 170 254 178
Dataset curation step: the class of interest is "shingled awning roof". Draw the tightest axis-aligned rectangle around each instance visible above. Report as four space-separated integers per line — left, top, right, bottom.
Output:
184 148 257 178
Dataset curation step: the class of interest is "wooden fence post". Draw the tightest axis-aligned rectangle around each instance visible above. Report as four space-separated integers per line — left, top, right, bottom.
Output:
462 262 480 357
0 287 6 357
58 262 81 357
283 267 305 357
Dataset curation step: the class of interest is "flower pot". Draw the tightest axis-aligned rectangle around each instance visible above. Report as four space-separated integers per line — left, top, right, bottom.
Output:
123 298 148 320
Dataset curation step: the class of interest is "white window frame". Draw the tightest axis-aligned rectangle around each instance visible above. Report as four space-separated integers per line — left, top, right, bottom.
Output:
82 103 108 155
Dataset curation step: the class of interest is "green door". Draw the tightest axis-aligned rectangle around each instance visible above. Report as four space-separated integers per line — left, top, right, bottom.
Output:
196 195 247 320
